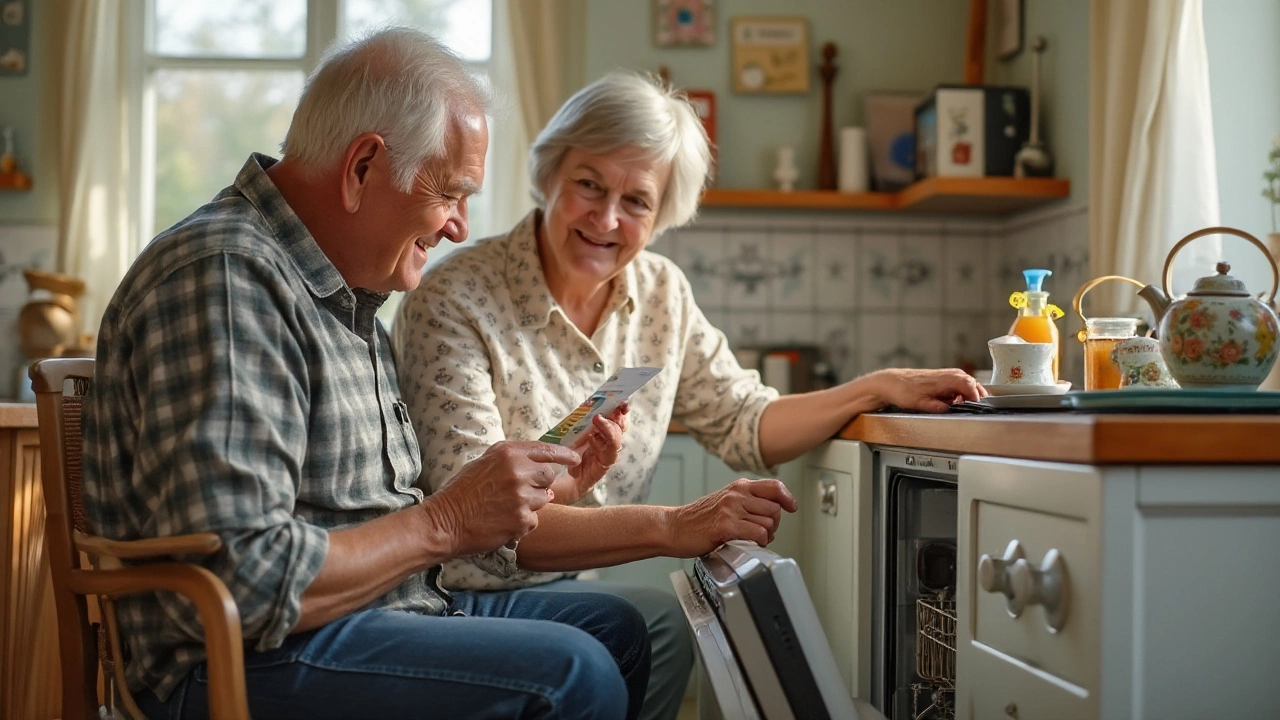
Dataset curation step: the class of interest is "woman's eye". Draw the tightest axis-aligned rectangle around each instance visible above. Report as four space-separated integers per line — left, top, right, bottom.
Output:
626 196 651 211
577 179 602 193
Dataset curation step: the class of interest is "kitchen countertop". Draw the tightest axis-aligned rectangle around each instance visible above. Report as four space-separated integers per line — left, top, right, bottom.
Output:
838 412 1280 464
0 403 37 429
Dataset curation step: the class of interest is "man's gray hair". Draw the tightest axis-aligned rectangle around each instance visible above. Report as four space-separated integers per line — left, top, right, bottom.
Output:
281 26 491 193
530 71 713 237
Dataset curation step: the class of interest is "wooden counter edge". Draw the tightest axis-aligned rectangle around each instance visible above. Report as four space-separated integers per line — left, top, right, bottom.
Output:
838 412 1280 464
0 403 37 429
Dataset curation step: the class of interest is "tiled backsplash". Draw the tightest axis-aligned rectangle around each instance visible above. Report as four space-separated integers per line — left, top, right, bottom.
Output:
649 203 1091 386
0 224 57 398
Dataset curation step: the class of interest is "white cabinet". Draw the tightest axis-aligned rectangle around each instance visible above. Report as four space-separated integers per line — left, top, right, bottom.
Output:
796 439 874 701
957 456 1280 720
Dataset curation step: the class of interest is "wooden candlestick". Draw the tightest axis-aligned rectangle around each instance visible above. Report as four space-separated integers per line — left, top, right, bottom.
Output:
817 42 838 191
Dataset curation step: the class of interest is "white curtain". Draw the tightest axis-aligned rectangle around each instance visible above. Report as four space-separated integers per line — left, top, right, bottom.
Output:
489 0 586 226
1089 0 1221 315
51 0 137 336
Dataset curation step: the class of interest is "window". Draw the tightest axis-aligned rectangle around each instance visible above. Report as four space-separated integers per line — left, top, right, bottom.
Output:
138 0 498 254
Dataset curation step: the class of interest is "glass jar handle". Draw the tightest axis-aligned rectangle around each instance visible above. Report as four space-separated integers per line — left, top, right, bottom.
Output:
1071 275 1145 342
1161 226 1280 305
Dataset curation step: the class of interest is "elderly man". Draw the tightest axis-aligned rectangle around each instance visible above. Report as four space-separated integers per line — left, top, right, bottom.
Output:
83 28 648 720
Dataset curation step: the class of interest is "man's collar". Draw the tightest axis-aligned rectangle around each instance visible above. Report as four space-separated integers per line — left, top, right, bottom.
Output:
505 210 638 329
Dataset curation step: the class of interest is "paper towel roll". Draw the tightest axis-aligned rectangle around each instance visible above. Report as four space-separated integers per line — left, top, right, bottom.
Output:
838 126 869 193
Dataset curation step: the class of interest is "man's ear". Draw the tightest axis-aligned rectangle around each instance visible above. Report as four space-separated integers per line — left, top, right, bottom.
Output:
340 133 386 213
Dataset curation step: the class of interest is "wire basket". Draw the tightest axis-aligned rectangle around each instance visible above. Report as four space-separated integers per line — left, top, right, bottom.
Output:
916 591 957 683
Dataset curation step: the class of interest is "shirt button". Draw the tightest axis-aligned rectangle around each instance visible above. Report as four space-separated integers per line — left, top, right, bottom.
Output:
593 361 604 372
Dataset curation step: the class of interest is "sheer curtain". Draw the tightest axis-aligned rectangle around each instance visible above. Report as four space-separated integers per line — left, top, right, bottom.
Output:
51 0 138 335
1089 0 1221 315
491 0 586 225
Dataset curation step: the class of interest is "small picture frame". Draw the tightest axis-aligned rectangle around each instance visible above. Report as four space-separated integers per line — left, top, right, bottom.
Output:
730 17 810 94
653 0 715 48
993 0 1024 61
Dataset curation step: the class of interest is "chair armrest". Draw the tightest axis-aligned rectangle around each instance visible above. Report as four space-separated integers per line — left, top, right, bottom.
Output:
68 564 250 720
74 530 222 560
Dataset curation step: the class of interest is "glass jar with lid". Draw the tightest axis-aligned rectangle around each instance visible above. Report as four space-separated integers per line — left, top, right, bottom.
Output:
1083 317 1139 390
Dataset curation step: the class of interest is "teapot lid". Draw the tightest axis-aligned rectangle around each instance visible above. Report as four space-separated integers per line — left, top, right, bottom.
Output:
1187 262 1249 297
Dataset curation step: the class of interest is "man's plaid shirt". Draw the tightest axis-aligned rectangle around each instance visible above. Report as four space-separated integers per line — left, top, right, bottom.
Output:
83 154 449 701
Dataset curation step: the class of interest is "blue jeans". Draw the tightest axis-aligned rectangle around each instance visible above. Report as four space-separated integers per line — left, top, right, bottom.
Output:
525 579 693 720
137 589 651 720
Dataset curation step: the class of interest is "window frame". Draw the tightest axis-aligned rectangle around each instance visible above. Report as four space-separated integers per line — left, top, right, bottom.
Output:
130 0 495 246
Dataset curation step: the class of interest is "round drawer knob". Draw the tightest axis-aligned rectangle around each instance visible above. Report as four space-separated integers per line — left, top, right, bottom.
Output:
977 540 1026 617
1009 548 1072 632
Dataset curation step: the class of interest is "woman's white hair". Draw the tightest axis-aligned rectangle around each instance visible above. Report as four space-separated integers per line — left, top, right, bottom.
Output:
281 26 492 192
530 71 713 237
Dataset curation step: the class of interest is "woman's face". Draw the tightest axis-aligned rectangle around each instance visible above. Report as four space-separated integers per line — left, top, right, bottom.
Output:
539 146 671 288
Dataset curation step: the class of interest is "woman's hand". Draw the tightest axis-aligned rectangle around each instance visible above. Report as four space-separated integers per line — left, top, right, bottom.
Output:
547 403 629 505
868 368 987 413
668 478 799 557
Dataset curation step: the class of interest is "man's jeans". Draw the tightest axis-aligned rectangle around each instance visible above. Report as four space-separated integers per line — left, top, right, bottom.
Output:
137 588 651 720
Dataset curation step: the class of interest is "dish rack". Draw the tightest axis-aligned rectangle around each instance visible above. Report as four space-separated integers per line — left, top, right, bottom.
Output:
913 591 957 719
916 590 957 681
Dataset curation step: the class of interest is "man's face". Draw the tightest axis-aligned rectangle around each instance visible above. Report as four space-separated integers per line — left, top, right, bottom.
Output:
362 113 488 292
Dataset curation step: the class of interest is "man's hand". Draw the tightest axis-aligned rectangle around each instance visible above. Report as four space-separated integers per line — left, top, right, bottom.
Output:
548 404 629 505
425 441 581 557
868 368 987 413
668 479 799 558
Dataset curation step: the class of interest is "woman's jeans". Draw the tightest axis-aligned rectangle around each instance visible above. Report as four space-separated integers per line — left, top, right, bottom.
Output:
137 588 651 720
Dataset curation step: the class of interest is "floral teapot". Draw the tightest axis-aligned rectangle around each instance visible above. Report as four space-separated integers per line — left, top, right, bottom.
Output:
1136 227 1280 391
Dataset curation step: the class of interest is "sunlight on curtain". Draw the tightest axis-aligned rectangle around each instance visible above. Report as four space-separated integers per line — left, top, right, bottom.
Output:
1089 0 1221 315
52 0 137 334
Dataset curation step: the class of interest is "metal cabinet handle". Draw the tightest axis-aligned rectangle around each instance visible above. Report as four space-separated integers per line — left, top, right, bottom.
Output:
819 481 837 516
1009 548 1071 632
977 540 1026 617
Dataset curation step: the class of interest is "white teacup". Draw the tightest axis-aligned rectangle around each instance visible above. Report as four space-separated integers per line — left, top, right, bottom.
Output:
1115 336 1179 389
988 335 1055 386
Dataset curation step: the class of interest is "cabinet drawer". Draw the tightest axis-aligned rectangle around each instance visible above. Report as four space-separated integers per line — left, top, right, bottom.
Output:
969 501 1095 691
959 639 1093 720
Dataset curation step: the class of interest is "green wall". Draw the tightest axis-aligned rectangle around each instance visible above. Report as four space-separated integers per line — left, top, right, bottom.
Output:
584 0 1090 202
0 0 57 224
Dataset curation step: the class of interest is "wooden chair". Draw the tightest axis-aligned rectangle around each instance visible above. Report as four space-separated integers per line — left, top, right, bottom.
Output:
31 358 251 720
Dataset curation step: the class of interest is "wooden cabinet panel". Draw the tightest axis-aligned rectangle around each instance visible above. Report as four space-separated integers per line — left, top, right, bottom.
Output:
1 427 60 720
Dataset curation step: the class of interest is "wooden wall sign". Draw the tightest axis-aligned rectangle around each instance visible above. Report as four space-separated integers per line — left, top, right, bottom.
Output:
730 17 810 94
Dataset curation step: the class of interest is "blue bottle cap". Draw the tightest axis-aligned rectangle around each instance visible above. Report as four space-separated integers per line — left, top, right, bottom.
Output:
1022 269 1052 293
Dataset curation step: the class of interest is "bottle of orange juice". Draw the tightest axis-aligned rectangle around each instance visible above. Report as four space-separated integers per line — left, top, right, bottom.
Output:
1008 269 1064 380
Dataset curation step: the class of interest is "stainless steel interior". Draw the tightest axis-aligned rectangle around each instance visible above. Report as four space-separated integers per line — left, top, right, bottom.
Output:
870 448 958 720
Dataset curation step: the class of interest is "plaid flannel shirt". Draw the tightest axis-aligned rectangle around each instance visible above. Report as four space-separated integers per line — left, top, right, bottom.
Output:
83 153 445 701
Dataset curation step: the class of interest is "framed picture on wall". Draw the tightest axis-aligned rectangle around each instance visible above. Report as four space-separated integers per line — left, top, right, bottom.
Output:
653 0 715 47
993 0 1024 61
730 17 810 94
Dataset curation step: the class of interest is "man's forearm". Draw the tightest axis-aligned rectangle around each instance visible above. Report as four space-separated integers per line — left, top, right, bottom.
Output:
294 504 452 632
513 503 676 572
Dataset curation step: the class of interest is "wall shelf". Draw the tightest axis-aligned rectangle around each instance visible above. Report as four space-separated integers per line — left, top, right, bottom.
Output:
701 177 1070 215
0 172 32 191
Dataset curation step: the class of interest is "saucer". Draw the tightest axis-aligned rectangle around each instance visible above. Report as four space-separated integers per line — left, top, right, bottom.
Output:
983 380 1072 397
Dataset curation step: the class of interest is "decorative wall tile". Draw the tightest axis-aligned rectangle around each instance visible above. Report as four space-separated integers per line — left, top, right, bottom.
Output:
899 233 944 310
769 229 816 311
647 228 679 260
899 312 944 369
859 232 901 309
858 312 914 372
816 312 858 382
942 312 993 372
767 311 817 346
942 232 987 312
814 232 859 310
723 231 773 310
722 311 767 349
677 227 728 310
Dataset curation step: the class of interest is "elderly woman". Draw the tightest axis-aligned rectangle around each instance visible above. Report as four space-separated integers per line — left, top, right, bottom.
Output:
392 71 984 720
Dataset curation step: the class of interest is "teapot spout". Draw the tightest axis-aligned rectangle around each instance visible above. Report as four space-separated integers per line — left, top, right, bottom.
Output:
1137 285 1172 328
